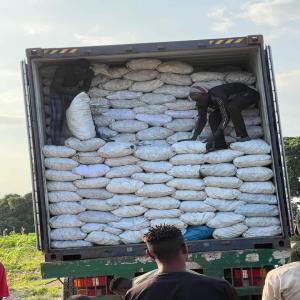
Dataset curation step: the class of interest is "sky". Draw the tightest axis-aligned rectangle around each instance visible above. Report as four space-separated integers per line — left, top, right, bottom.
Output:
0 0 299 196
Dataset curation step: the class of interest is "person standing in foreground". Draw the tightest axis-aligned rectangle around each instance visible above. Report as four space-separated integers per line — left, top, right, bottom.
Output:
0 262 9 300
125 225 238 300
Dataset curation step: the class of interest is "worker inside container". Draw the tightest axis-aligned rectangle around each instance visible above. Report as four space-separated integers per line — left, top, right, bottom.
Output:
125 225 238 300
49 59 94 145
189 82 259 152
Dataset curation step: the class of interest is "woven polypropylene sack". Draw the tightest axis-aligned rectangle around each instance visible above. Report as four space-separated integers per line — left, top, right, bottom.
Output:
233 154 272 168
172 190 207 201
49 215 84 228
167 178 204 190
207 212 245 228
204 149 244 164
110 217 150 230
50 228 87 240
230 139 270 154
204 176 242 188
239 193 277 204
180 212 215 225
244 217 280 227
86 231 120 245
243 226 281 238
213 223 248 239
112 206 147 217
144 209 182 220
48 191 82 203
141 197 180 209
204 198 245 212
49 202 85 215
134 145 174 161
157 61 193 74
74 178 110 189
136 184 175 198
51 240 92 248
180 201 215 213
200 164 236 177
236 167 273 182
80 199 117 211
106 165 142 178
171 141 206 154
47 181 77 192
205 187 241 200
98 142 136 158
106 195 143 206
106 178 144 194
239 182 276 194
78 211 120 223
137 161 173 173
235 204 279 217
65 137 105 151
45 170 81 181
44 158 78 171
43 145 76 158
72 164 110 178
132 173 173 184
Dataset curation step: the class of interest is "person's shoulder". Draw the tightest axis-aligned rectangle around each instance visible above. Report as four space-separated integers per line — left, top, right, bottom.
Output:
185 272 232 288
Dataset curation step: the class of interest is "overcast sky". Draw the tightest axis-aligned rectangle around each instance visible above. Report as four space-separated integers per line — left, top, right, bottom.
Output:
0 0 299 196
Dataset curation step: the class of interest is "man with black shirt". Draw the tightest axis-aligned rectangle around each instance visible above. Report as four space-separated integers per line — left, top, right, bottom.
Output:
125 225 237 300
189 82 259 152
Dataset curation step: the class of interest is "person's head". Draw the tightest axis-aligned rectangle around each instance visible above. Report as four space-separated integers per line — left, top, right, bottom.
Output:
143 225 188 266
73 59 91 75
188 83 209 107
109 277 132 297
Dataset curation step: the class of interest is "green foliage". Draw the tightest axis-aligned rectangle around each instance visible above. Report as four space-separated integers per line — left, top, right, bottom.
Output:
0 193 34 233
0 233 61 299
284 137 300 197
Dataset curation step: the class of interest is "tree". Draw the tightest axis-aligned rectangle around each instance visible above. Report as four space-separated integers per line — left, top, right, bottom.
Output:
0 193 34 233
284 137 300 198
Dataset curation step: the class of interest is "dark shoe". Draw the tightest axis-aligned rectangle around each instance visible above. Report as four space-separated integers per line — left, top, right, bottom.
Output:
206 144 228 152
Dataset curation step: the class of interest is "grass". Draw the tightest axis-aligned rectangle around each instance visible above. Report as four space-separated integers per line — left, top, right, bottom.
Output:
0 233 61 299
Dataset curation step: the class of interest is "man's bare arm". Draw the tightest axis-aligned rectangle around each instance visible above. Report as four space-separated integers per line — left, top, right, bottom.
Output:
192 108 207 140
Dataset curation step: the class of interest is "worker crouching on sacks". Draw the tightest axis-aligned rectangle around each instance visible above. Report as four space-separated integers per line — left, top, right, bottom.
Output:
188 82 259 152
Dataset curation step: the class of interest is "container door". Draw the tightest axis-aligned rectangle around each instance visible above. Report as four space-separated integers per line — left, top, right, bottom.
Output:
265 46 293 235
21 60 42 249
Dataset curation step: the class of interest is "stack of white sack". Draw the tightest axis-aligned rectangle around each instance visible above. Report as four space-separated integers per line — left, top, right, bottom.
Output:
42 58 282 248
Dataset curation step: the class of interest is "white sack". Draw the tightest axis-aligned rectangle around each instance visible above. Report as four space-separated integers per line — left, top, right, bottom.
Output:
78 211 120 223
167 132 193 144
110 216 149 230
103 79 133 91
172 190 207 201
204 198 245 212
106 165 142 178
106 178 144 194
157 61 193 74
111 133 137 143
165 110 197 119
43 145 76 158
225 71 256 85
90 98 110 111
193 80 224 90
141 197 180 209
243 226 281 238
106 195 143 206
74 178 109 189
205 187 240 200
124 70 158 81
165 100 196 110
86 231 120 245
145 209 181 220
105 156 140 167
180 201 215 212
88 87 112 98
207 212 245 228
239 193 277 204
65 137 105 152
50 228 86 241
110 99 145 109
48 191 81 203
110 120 148 133
167 178 204 190
191 72 224 82
140 93 176 105
137 161 173 173
103 109 135 120
200 164 236 177
138 140 169 147
239 182 276 194
213 223 248 239
112 205 147 217
103 226 123 235
98 142 136 158
170 154 205 165
73 164 110 178
81 199 117 211
244 217 280 227
119 229 148 244
81 223 105 233
172 141 206 154
204 176 242 188
235 204 279 217
165 119 195 132
180 212 215 226
77 189 113 199
230 139 271 154
167 165 200 178
130 80 163 92
45 170 81 181
233 154 272 168
150 218 187 229
107 90 143 100
51 240 92 248
126 58 161 70
230 126 263 139
205 150 244 164
236 167 273 182
45 158 78 171
132 173 173 184
73 152 104 165
134 145 174 161
154 85 190 98
159 73 192 85
47 181 77 192
134 104 168 115
136 114 172 126
136 184 175 197
49 215 84 228
49 202 85 216
66 92 96 140
97 127 118 139
92 64 128 78
136 127 173 140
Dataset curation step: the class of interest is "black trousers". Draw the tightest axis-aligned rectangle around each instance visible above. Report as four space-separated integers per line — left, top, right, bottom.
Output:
209 89 260 148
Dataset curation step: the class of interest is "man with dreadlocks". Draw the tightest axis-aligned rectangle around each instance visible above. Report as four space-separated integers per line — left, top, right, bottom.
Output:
125 225 237 300
189 82 259 152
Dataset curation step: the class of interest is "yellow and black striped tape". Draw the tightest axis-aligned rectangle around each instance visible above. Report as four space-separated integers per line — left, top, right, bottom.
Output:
44 48 78 55
209 38 244 45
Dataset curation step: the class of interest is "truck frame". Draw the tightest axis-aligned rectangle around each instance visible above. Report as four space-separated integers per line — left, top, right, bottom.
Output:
22 35 293 299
